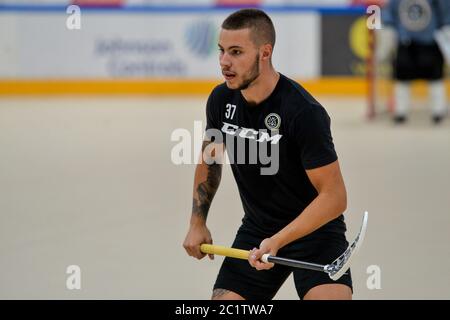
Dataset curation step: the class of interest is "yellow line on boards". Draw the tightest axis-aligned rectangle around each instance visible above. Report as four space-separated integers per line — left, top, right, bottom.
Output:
0 78 448 96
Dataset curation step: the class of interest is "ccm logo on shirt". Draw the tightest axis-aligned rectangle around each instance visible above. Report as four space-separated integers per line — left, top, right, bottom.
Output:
221 122 283 145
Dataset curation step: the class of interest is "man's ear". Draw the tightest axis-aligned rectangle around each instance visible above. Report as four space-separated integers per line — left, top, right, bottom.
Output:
260 44 272 61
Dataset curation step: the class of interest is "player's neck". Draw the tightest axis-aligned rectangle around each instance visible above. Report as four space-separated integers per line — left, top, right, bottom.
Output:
241 68 280 106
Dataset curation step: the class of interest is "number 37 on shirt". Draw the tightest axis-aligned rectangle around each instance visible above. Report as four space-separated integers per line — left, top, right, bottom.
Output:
225 103 236 120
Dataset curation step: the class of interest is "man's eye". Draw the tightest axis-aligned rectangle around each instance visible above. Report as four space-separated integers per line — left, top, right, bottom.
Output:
233 50 241 55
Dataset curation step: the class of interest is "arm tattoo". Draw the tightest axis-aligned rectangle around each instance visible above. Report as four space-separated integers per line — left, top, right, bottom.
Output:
192 140 222 221
212 288 231 299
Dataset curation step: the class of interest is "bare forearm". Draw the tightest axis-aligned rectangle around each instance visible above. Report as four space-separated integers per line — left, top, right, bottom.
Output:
191 140 223 224
272 191 346 249
191 162 222 223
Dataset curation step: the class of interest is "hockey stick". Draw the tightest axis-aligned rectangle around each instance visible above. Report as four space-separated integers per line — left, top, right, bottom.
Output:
200 211 368 281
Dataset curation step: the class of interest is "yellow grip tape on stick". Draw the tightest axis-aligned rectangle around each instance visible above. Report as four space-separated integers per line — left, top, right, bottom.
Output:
200 244 250 260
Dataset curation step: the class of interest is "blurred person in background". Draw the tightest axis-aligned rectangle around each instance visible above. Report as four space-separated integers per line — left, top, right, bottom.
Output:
382 0 450 124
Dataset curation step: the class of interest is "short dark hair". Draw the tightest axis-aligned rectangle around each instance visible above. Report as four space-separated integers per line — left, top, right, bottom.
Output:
221 9 276 47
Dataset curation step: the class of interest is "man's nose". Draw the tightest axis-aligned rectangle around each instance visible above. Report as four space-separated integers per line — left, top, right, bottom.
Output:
220 52 231 68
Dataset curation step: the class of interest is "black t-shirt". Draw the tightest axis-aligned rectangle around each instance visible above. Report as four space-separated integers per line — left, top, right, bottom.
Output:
205 73 346 240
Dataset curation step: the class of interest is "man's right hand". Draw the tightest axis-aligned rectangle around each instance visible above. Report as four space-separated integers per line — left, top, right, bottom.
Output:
183 223 214 260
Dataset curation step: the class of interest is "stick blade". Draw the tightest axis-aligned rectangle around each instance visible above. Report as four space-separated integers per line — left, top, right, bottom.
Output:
328 211 369 281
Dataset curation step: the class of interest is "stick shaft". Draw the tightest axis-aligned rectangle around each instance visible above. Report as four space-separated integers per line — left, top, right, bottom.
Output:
267 256 325 272
200 244 326 272
200 244 249 260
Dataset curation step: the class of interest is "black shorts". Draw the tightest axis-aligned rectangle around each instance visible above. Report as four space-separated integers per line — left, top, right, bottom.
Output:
213 226 353 300
394 42 444 81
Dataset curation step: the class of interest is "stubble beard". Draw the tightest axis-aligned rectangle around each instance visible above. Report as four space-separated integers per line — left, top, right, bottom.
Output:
236 54 260 91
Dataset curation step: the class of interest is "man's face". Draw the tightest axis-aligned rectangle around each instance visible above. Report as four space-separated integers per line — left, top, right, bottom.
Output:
218 28 260 90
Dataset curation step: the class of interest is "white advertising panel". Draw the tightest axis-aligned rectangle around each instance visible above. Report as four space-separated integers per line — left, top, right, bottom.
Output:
0 10 320 79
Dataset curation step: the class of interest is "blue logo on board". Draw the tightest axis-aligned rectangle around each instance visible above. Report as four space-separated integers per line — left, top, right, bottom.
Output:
185 20 218 58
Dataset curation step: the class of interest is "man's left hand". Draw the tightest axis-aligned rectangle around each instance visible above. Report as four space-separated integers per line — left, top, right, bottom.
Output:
248 237 281 270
